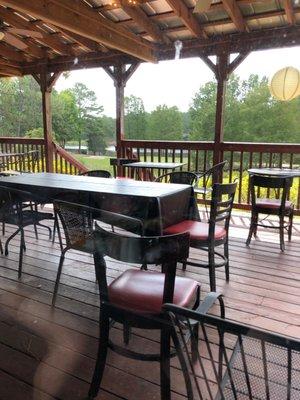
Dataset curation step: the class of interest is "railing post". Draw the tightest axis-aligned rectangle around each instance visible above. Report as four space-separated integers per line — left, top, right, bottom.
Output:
103 62 140 176
32 69 61 173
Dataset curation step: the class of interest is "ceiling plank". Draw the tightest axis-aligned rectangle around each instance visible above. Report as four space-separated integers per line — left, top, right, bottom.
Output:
0 42 26 61
0 7 74 55
222 0 248 32
58 27 108 53
164 0 207 38
283 0 295 24
0 0 156 62
121 3 169 44
0 64 22 75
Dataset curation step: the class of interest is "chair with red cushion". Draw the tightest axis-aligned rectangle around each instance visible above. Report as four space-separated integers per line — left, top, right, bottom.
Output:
88 221 200 400
164 182 237 292
246 174 294 252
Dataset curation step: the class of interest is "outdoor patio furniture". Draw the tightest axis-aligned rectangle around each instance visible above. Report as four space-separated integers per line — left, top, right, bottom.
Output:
0 172 199 235
126 161 187 181
78 169 111 178
246 174 294 252
0 149 39 176
52 200 144 305
194 161 227 217
164 301 300 400
88 220 200 400
155 171 198 186
109 157 139 178
164 182 237 291
0 185 56 278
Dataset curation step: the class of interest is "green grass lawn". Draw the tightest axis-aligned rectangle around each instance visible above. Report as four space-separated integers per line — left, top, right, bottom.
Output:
74 154 113 173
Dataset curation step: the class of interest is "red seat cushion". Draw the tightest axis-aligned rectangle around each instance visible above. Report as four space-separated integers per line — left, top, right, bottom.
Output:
256 198 293 210
164 220 226 241
108 269 199 314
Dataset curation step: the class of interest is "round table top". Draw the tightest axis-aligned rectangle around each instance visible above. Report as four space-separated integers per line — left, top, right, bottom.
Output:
248 168 300 177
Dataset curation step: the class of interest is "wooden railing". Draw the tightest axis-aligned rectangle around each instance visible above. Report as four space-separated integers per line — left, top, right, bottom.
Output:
52 142 88 174
0 137 87 174
121 139 300 214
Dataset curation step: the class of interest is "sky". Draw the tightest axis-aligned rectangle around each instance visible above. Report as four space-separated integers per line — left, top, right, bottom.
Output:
55 46 300 117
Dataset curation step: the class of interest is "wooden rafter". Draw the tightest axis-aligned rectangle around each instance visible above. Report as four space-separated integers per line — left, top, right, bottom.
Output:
0 0 156 62
0 64 21 75
164 0 207 38
58 27 108 53
222 0 248 32
121 3 169 44
0 7 74 55
283 0 295 24
0 42 26 61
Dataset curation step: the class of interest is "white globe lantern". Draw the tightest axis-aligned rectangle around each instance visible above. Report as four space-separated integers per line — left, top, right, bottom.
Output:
269 66 300 101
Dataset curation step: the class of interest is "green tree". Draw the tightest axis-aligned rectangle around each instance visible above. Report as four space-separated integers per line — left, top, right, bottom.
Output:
124 95 147 139
86 116 106 155
146 105 183 140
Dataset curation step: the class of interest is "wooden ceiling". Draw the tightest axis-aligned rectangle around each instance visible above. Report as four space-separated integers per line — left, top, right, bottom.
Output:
0 0 299 77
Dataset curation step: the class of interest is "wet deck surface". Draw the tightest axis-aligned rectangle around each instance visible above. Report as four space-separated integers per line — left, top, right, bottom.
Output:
0 210 299 399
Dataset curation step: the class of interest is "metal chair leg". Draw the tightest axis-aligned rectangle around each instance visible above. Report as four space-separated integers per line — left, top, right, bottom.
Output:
52 251 67 306
224 240 229 282
279 216 285 252
208 249 216 292
288 210 293 241
160 328 171 400
123 323 131 345
88 309 110 399
5 228 21 255
18 228 25 279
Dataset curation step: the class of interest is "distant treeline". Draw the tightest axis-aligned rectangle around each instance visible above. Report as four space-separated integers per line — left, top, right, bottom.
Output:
0 74 299 156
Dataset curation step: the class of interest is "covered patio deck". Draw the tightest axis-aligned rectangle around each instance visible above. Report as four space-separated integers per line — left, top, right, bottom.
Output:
0 210 299 400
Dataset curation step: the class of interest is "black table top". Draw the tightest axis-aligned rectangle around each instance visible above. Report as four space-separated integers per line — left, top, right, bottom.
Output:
248 168 300 177
124 161 186 170
0 172 191 198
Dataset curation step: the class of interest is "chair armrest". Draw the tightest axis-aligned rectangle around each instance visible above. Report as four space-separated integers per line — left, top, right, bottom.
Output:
94 210 144 236
195 292 225 318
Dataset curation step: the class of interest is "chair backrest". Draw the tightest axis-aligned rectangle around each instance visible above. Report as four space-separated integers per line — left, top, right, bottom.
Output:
0 185 39 217
110 158 139 178
164 303 300 400
156 171 198 186
250 175 293 213
209 181 237 236
79 169 111 178
197 161 227 188
94 221 190 304
54 200 146 249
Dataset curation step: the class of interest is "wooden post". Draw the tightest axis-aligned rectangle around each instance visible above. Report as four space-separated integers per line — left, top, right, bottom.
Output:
103 62 140 175
213 52 230 168
33 69 61 173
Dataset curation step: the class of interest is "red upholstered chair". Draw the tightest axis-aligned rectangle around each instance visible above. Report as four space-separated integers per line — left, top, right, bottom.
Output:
164 182 237 292
88 221 200 400
246 174 294 252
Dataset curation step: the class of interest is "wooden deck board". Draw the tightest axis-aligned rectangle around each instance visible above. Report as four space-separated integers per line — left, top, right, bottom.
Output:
0 211 299 399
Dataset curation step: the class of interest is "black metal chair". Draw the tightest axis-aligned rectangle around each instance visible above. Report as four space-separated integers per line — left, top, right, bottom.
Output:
109 157 139 178
194 161 227 217
164 302 300 400
52 200 144 305
164 182 237 291
0 185 57 278
88 221 200 400
246 175 294 252
155 171 198 186
78 170 111 178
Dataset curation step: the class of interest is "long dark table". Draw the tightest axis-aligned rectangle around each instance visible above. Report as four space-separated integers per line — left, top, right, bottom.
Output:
0 172 199 235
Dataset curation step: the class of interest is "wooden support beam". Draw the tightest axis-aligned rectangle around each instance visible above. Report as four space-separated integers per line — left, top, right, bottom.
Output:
222 0 248 32
165 0 207 38
103 62 140 171
0 64 22 75
58 27 108 53
0 0 156 62
121 3 169 44
0 7 73 55
283 0 296 24
33 69 62 172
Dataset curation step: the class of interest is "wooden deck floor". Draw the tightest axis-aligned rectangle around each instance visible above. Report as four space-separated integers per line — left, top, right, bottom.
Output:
0 210 299 400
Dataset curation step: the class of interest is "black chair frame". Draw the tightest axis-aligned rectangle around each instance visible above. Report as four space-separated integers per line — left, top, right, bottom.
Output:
183 182 237 291
52 200 145 305
88 222 200 400
155 171 199 186
78 169 111 178
246 175 294 252
164 302 300 400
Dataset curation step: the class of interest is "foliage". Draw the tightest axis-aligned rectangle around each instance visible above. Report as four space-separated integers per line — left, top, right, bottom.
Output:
146 104 183 140
25 127 44 139
124 95 147 139
86 116 106 155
